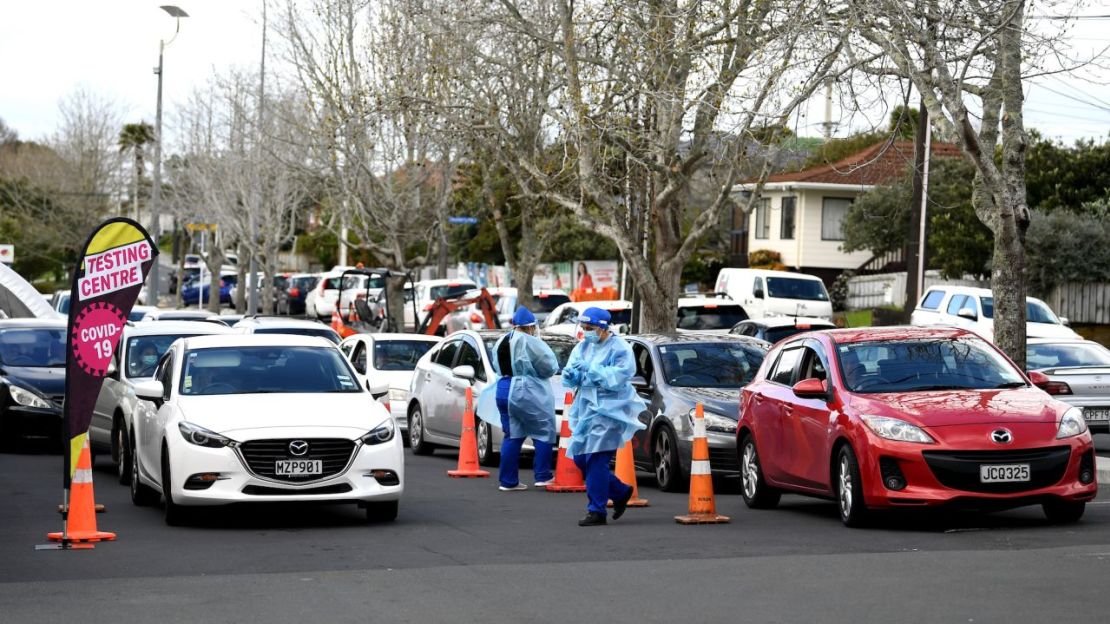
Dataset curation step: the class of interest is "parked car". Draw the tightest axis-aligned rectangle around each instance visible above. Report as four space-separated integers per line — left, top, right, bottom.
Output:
89 321 234 484
129 305 157 322
0 319 66 447
233 316 341 344
306 267 388 321
279 273 320 316
714 268 833 320
737 326 1097 526
129 334 401 524
51 291 71 315
1026 337 1110 434
394 278 478 331
494 288 572 325
675 294 749 333
142 309 224 323
541 300 634 339
180 272 237 306
625 333 770 491
406 329 577 466
339 333 442 435
910 285 1080 342
729 316 837 344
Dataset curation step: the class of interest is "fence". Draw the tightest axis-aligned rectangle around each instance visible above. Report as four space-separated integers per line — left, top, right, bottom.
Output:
846 271 988 310
1046 283 1110 325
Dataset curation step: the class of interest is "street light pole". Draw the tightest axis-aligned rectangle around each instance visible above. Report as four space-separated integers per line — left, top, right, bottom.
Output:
148 5 188 307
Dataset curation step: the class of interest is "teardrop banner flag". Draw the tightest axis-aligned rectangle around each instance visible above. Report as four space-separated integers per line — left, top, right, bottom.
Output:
63 218 158 488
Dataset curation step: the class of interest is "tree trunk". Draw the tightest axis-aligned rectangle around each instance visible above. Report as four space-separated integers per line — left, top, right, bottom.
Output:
990 208 1027 369
260 257 276 315
234 242 248 314
203 248 224 315
384 273 409 333
637 263 681 334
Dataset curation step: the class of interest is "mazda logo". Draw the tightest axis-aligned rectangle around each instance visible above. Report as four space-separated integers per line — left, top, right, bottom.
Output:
288 440 309 456
990 429 1013 444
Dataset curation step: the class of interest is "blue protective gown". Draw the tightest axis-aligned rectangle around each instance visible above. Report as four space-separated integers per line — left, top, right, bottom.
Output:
561 333 647 458
476 331 559 445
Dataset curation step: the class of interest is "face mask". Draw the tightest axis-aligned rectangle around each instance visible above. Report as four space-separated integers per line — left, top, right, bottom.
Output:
582 330 600 344
142 355 158 366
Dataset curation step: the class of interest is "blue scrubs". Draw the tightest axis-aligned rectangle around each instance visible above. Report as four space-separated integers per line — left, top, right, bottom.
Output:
573 450 631 514
496 376 554 488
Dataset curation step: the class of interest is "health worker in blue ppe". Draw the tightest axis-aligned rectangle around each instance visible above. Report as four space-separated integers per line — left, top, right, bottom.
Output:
476 306 559 491
562 307 646 526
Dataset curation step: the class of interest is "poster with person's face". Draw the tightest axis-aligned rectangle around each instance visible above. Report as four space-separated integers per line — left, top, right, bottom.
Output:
575 260 618 291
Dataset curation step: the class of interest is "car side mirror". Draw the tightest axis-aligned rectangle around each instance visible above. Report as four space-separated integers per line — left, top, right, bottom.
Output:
452 365 476 381
957 307 978 320
792 377 829 400
134 379 164 401
753 287 765 299
631 375 651 392
1059 316 1070 327
365 378 389 399
1027 370 1050 389
106 357 118 377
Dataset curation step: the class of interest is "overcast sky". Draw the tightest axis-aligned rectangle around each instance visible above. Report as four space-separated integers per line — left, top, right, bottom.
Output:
2 1 1108 146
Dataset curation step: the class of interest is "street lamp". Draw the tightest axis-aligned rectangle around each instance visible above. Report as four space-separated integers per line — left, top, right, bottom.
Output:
148 4 188 306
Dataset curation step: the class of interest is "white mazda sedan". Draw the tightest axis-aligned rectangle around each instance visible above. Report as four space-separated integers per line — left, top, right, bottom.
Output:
130 334 403 525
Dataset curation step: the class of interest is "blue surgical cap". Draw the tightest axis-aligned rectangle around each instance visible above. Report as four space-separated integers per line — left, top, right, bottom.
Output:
512 306 537 327
578 307 611 329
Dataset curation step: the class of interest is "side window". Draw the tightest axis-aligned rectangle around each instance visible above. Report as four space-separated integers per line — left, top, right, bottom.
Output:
631 343 654 381
455 340 486 382
946 295 967 316
769 347 803 386
920 289 945 310
340 341 355 357
434 340 460 368
352 343 367 374
753 277 765 298
798 346 828 383
561 308 576 323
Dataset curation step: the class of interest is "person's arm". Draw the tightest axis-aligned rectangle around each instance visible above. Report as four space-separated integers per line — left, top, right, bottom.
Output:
561 345 587 388
522 335 559 379
585 344 635 391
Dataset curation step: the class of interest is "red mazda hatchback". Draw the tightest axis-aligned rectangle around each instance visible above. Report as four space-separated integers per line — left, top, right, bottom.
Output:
736 326 1097 526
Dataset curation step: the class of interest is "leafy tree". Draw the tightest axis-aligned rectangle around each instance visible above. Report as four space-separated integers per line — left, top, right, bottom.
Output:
1025 132 1110 212
1025 202 1110 298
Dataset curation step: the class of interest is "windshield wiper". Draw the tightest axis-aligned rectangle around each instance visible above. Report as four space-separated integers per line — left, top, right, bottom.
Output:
993 381 1028 389
903 385 973 392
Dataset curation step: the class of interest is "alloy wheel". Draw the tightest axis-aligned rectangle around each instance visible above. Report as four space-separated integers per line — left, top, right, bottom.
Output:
742 442 758 499
839 455 853 518
410 411 423 447
654 432 671 486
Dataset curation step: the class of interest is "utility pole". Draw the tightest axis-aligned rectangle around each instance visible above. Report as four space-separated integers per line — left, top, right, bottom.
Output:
248 0 267 315
904 97 930 319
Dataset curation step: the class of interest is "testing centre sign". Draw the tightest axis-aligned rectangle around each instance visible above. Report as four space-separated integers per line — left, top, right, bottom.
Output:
63 218 158 486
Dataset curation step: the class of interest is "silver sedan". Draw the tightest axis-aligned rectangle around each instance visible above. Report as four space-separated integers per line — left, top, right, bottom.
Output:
1027 337 1110 433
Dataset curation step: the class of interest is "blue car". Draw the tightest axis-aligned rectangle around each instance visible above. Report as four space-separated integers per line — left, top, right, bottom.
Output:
181 274 237 306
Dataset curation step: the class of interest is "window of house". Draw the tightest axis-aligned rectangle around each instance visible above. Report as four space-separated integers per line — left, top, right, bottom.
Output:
780 196 796 240
753 198 770 239
821 197 852 241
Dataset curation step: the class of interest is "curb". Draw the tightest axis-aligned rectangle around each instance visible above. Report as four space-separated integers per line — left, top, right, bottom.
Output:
1097 456 1110 485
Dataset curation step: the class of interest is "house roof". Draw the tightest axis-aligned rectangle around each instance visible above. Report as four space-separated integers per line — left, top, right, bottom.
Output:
744 140 963 189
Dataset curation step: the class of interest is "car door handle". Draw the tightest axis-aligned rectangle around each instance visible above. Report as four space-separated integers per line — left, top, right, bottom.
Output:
782 405 794 415
752 392 764 403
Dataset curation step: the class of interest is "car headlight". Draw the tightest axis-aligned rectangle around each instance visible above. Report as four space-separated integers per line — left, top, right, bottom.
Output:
9 385 50 409
686 409 737 434
178 421 236 448
388 388 408 403
1056 407 1088 439
860 415 934 444
360 419 395 445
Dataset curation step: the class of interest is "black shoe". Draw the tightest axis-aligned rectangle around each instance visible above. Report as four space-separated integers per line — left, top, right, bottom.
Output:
612 489 633 520
578 512 607 527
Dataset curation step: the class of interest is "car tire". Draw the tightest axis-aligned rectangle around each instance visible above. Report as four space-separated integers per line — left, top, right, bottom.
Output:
652 426 687 492
476 421 497 467
365 500 399 523
116 422 131 485
835 445 869 528
739 434 780 509
1042 500 1085 524
130 432 159 506
161 449 189 526
408 405 434 455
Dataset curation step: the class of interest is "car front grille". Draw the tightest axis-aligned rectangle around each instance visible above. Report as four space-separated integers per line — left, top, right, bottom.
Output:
237 438 356 483
922 446 1071 494
708 446 739 474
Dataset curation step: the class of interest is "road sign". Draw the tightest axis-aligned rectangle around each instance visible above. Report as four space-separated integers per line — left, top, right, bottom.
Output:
185 223 217 232
448 216 479 225
0 244 12 264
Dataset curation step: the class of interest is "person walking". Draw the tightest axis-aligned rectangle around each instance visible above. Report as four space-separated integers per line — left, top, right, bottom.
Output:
477 306 559 491
562 307 646 526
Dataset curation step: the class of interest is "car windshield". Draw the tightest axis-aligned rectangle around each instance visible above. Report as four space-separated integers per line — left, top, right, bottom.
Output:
764 324 835 344
126 334 203 378
979 297 1059 324
533 294 570 312
254 327 341 345
676 305 749 331
0 328 66 367
838 338 1026 393
373 340 437 371
180 346 360 395
482 334 577 369
1027 342 1110 370
658 342 767 388
766 277 829 301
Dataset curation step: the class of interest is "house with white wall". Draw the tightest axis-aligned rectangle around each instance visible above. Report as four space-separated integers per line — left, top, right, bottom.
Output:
730 140 962 284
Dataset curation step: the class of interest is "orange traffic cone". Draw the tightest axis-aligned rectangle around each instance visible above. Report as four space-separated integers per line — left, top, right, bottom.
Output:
448 387 490 478
48 439 116 544
547 393 586 492
675 403 730 524
609 440 649 507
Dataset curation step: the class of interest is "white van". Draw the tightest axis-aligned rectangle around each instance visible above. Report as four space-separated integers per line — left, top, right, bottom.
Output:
714 268 832 320
910 285 1080 342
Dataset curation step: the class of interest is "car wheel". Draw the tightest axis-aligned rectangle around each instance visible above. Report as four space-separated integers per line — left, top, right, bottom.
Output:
365 500 399 523
161 449 188 526
835 445 869 528
1043 500 1085 524
739 435 780 509
476 421 497 467
116 423 132 485
408 405 434 455
130 433 159 506
652 426 687 492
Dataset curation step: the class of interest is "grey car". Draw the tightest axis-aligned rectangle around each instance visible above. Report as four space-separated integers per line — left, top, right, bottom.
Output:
625 333 771 491
1027 337 1110 433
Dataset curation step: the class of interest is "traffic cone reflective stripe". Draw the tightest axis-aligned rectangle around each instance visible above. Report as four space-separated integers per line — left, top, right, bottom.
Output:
547 392 586 492
608 440 649 507
447 386 490 478
675 403 730 524
48 438 116 544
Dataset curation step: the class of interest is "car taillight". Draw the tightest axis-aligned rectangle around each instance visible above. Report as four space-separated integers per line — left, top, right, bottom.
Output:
289 287 300 298
1044 381 1073 395
470 312 482 323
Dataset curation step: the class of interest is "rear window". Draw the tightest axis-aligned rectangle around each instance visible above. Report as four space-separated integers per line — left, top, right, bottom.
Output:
428 284 475 300
658 341 767 388
1027 342 1110 371
764 323 835 344
980 297 1060 324
919 290 945 310
766 277 828 301
676 305 749 331
533 293 570 312
373 340 437 371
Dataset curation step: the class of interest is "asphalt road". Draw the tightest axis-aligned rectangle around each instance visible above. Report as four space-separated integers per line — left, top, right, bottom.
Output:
3 437 1110 624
